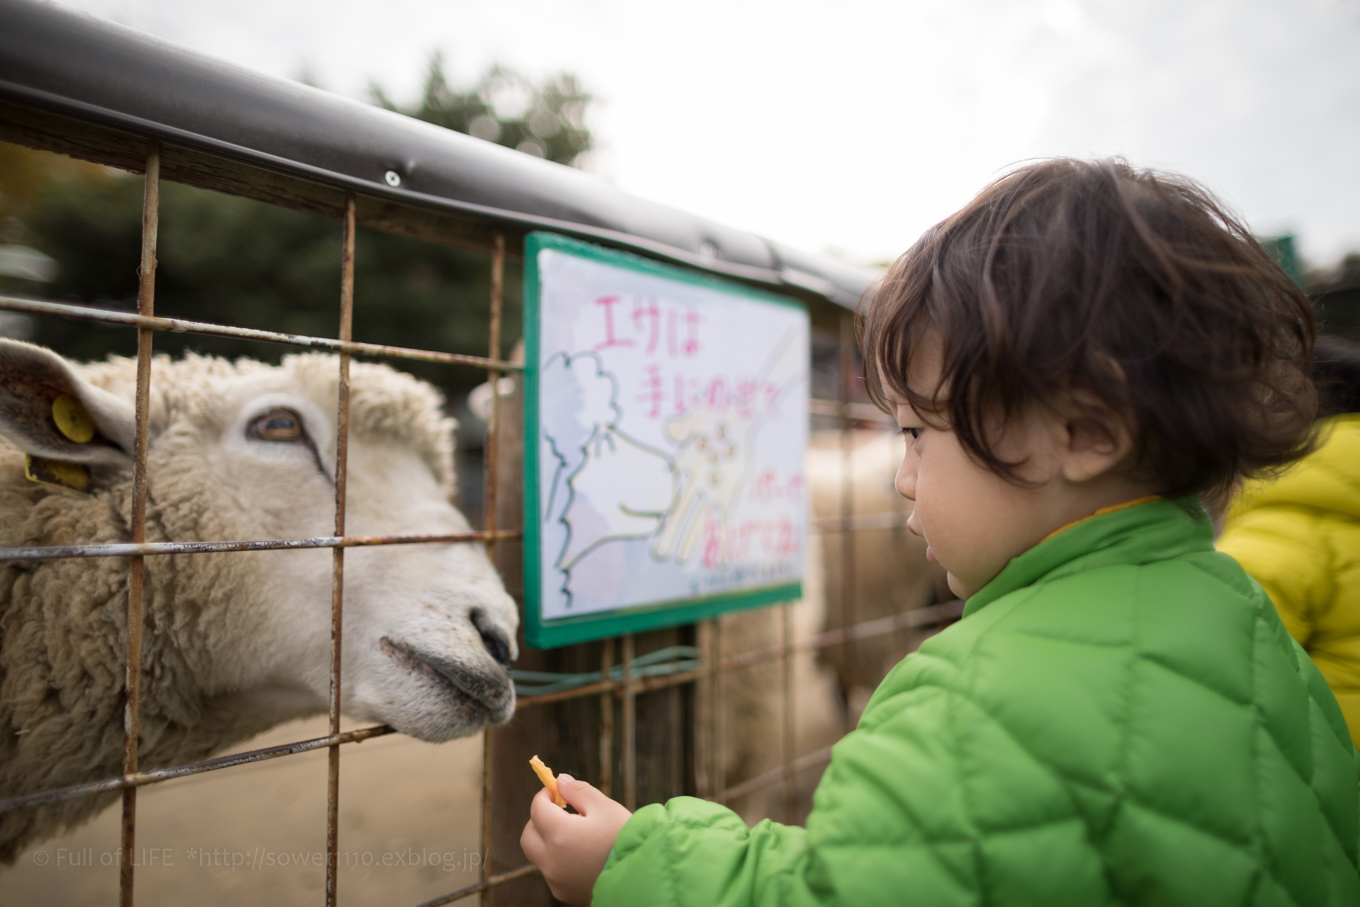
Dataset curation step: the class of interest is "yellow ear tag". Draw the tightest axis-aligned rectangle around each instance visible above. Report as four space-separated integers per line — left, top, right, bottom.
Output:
52 395 95 444
24 454 92 495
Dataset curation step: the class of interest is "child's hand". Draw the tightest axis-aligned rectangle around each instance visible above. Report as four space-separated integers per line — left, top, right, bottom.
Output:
521 774 632 906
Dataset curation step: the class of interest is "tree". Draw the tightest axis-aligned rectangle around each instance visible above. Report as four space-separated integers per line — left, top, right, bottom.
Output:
18 167 521 396
2 59 596 403
371 53 593 168
0 141 114 228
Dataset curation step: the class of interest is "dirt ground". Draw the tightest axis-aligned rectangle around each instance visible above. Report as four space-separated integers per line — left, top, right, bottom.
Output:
1 716 487 906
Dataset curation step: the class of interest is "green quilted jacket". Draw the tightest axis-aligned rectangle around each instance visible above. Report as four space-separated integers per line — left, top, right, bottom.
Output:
593 499 1360 906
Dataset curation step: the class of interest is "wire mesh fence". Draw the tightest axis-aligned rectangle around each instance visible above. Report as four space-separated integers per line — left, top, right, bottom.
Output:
0 87 960 907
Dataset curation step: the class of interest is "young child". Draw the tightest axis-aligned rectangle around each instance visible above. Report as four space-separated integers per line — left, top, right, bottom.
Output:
521 159 1360 905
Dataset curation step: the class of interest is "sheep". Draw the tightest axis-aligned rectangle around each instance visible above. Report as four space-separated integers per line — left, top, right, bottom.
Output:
0 339 520 863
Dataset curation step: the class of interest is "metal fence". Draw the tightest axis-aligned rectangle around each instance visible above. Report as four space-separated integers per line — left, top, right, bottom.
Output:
0 5 961 905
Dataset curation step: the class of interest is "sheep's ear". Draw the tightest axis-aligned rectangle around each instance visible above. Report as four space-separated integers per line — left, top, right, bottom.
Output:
0 339 136 469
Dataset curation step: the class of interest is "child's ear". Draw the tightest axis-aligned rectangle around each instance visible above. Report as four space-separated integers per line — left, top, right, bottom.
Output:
1056 390 1134 484
0 339 136 468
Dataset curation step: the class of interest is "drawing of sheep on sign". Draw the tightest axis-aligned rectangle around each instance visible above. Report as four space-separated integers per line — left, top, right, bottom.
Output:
525 232 809 648
541 350 677 588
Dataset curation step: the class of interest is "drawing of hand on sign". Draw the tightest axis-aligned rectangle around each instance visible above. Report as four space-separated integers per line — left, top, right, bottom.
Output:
649 409 754 565
542 352 677 590
649 327 807 567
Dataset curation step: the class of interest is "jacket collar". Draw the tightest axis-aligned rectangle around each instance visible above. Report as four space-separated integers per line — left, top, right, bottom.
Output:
962 497 1214 618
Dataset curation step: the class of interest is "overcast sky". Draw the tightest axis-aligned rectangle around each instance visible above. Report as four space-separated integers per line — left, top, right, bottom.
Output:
50 0 1360 269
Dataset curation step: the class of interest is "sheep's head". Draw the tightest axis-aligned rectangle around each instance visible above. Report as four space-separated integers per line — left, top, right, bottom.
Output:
0 339 518 744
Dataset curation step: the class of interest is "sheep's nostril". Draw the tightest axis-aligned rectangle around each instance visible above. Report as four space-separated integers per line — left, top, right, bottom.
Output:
471 609 512 668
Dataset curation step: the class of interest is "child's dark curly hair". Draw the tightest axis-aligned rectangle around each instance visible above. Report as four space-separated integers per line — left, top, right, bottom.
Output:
860 158 1317 500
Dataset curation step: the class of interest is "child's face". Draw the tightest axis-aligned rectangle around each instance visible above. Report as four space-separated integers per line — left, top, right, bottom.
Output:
893 396 1060 599
889 338 1081 600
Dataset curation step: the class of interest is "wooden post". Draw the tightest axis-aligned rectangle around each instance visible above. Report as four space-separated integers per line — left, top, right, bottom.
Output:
483 340 694 905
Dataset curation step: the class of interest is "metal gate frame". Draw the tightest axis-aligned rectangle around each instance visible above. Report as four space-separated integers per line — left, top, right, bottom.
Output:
0 3 962 904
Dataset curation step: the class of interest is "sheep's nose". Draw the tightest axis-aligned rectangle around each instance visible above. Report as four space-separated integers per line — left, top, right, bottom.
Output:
471 609 512 668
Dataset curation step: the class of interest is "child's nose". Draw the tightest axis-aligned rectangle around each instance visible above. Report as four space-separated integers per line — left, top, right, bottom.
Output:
895 462 916 501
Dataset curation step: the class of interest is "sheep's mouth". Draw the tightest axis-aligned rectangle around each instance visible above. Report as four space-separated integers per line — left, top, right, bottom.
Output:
379 636 514 722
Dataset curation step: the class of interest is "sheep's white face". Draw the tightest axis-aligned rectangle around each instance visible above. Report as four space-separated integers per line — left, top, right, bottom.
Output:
195 372 519 742
0 341 518 743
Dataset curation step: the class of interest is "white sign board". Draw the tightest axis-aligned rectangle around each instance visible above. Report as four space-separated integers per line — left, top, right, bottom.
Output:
523 233 809 647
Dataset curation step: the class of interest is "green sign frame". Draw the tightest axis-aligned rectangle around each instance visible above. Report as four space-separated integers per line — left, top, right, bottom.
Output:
522 231 807 648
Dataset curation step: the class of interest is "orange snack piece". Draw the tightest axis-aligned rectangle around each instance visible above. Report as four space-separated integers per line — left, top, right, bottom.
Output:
530 755 567 808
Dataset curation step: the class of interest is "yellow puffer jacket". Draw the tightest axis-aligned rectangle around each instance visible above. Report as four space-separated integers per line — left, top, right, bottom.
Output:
1218 414 1360 746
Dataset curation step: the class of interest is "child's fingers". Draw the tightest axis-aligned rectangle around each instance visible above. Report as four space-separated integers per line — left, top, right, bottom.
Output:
555 774 609 816
520 815 546 864
529 785 574 836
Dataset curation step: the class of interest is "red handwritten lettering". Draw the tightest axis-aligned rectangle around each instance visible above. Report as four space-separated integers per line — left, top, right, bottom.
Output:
632 298 661 354
593 296 634 350
683 311 701 356
637 364 664 418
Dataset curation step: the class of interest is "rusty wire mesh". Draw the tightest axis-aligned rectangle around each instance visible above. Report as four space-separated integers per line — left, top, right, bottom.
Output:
0 111 960 906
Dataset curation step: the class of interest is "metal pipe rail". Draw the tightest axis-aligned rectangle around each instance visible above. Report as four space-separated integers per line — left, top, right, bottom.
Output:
0 294 524 373
0 531 524 564
0 726 396 813
0 0 879 309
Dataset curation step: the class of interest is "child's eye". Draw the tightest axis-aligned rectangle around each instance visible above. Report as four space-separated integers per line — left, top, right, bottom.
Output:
900 426 921 440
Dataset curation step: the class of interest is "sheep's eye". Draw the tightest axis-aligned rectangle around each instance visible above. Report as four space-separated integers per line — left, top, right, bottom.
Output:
249 409 303 442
